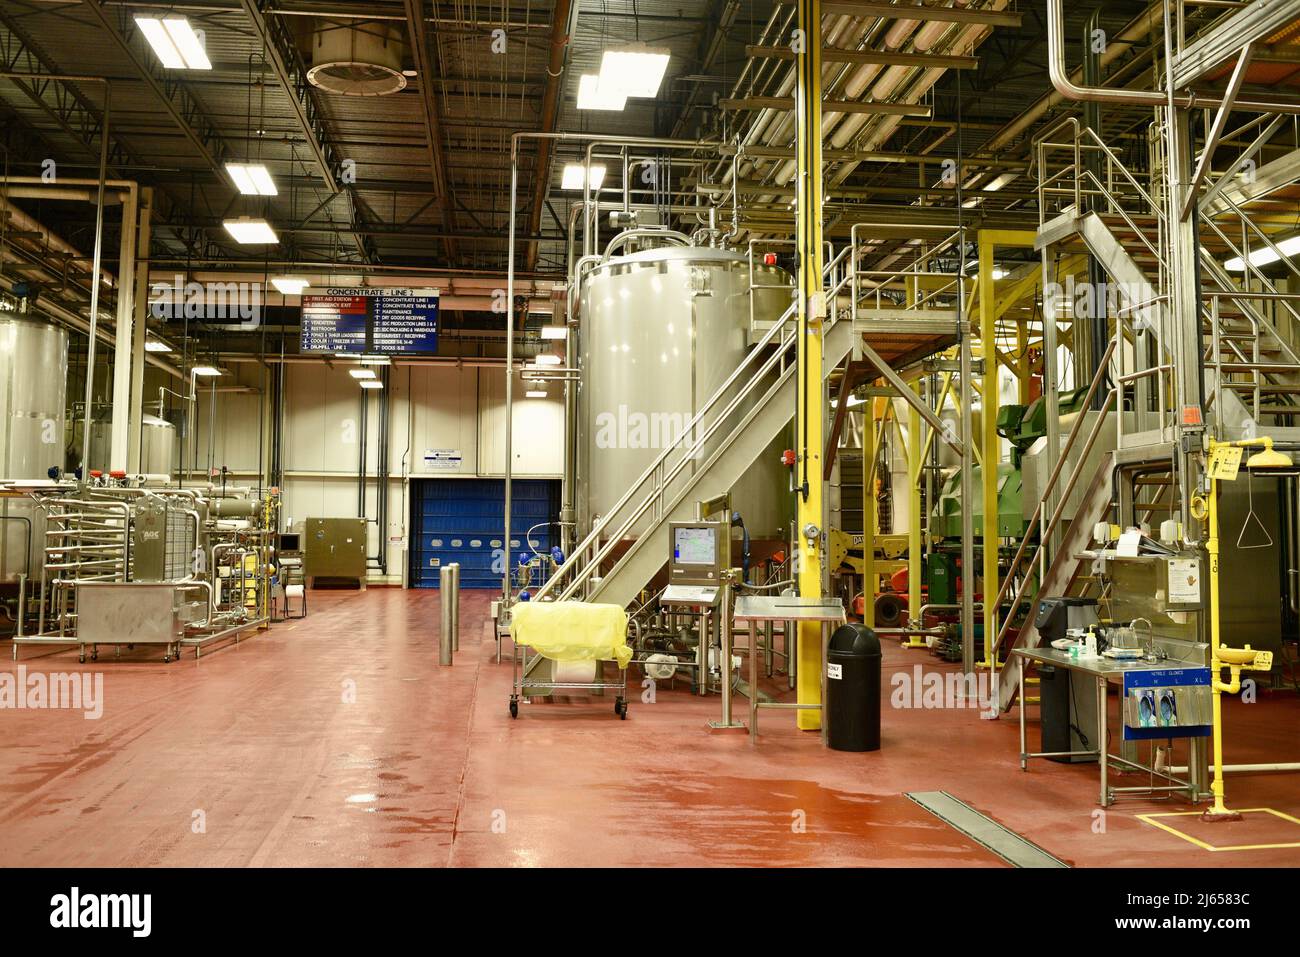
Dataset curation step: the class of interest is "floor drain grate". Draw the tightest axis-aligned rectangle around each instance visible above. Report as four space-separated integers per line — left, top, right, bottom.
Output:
905 790 1069 868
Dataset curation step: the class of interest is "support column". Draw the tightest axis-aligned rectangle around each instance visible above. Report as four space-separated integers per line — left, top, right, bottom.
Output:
128 187 152 473
110 186 138 472
862 399 876 622
977 230 999 669
794 0 826 730
907 381 923 643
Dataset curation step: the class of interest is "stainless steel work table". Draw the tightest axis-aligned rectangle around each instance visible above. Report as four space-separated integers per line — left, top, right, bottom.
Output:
1011 647 1202 807
732 596 845 741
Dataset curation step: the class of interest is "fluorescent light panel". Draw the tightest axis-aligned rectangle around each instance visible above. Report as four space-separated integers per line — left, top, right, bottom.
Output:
561 163 606 191
144 339 172 353
525 390 548 398
533 354 562 366
598 47 670 98
1225 235 1300 271
539 325 568 339
134 16 211 70
577 74 626 111
270 276 309 295
226 163 277 196
192 365 222 377
349 368 376 379
359 380 383 389
223 217 278 244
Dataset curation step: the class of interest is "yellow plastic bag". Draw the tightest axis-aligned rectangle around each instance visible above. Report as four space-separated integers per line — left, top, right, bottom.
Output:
510 601 632 668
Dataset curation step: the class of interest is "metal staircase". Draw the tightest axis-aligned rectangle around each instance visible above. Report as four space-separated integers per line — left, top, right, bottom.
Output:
1037 119 1300 434
996 118 1300 709
996 451 1115 711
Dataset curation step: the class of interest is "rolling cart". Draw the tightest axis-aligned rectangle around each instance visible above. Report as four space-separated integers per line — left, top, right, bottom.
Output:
507 601 631 719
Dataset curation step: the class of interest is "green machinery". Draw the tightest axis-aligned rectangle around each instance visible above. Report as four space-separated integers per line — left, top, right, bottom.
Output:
923 386 1089 608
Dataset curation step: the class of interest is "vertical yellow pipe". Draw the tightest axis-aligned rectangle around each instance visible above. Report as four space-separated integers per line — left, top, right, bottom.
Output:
794 0 825 730
978 231 999 669
1206 474 1229 815
862 399 877 623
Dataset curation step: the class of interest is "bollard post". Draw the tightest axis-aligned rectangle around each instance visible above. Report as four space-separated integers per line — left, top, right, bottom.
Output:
449 562 460 651
15 573 27 638
439 565 453 665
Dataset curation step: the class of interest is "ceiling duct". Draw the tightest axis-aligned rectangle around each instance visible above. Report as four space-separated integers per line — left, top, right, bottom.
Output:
306 20 408 96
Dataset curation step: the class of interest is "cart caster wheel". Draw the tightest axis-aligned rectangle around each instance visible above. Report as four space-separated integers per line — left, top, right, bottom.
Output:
78 655 85 664
163 655 171 663
90 653 97 662
509 700 518 719
616 698 627 719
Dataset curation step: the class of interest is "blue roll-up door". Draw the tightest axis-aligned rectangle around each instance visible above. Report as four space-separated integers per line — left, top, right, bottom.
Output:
410 478 559 588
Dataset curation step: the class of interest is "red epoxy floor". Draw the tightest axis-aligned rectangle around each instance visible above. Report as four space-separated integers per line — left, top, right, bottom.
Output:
0 588 1296 867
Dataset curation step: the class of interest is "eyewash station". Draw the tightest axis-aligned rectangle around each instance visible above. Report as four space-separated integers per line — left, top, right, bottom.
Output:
1014 438 1291 813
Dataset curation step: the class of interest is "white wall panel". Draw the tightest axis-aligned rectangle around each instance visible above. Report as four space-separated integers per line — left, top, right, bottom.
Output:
185 361 564 582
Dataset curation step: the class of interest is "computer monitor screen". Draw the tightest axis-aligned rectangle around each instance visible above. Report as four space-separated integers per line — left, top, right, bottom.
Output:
278 533 301 552
673 525 716 565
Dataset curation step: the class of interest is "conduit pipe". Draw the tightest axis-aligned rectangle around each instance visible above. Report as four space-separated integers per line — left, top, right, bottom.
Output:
1046 0 1300 113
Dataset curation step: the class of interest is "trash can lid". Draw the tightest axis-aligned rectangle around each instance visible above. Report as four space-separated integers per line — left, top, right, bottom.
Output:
828 622 880 657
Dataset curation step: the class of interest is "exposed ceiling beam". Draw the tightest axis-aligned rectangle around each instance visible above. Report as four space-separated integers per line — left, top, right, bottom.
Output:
80 0 229 170
403 0 454 262
525 0 575 273
745 44 979 70
822 2 1022 28
0 10 216 258
719 96 932 117
234 0 375 262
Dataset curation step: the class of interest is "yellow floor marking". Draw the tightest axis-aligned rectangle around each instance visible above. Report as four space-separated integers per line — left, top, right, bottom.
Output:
1136 807 1300 852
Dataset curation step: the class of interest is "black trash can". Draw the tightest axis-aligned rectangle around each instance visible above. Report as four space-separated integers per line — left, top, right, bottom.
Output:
826 622 881 752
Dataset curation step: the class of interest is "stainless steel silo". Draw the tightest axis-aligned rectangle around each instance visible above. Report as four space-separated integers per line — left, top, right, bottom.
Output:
0 317 68 582
576 244 792 540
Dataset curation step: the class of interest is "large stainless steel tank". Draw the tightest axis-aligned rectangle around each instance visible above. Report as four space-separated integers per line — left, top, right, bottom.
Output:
88 412 176 477
577 244 792 539
0 318 68 582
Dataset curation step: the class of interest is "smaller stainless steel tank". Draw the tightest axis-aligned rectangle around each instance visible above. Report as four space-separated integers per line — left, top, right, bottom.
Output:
88 412 177 478
0 317 68 582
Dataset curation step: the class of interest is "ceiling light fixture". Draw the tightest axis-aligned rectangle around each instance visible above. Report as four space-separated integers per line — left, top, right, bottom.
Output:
561 163 607 191
226 163 278 196
576 73 626 111
1225 235 1300 272
598 45 671 98
192 365 222 377
271 276 309 295
349 369 377 379
359 380 383 390
223 217 278 244
532 354 563 366
539 325 568 339
144 339 173 353
525 389 548 399
134 16 212 70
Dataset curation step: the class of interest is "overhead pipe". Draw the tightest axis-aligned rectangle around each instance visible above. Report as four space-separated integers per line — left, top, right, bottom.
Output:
1046 0 1300 113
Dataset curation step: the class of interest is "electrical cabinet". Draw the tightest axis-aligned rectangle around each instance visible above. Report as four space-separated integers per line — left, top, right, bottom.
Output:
304 517 368 583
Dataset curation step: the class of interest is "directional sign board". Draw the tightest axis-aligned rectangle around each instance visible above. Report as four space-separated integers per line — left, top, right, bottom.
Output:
300 287 439 355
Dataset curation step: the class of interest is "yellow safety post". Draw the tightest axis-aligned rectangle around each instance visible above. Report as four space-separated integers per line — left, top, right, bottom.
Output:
793 0 825 730
906 380 925 647
862 397 875 625
975 229 1036 670
1193 436 1287 820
